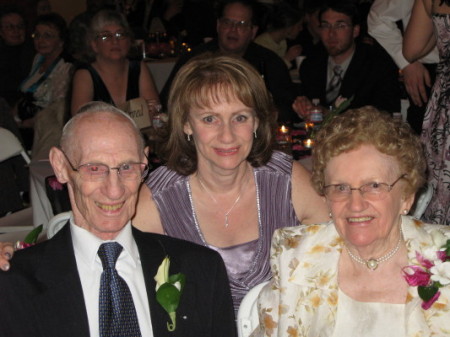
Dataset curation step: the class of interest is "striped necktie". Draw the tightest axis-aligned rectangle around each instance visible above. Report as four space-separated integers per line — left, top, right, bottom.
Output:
326 65 343 103
98 242 141 337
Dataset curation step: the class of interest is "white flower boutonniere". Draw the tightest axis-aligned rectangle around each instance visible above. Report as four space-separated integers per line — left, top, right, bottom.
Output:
154 256 185 331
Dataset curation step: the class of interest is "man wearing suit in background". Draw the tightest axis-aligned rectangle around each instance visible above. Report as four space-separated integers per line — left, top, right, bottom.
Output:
292 0 401 117
0 102 236 337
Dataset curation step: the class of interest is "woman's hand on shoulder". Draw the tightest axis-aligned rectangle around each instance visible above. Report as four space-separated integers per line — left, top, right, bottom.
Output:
132 184 164 234
0 242 14 271
291 161 329 224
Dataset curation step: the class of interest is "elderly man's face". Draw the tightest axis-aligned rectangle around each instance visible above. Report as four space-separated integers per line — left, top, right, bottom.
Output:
51 113 145 240
217 2 258 56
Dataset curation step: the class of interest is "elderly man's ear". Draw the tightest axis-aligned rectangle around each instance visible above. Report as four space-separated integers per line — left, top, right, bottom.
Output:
49 147 70 184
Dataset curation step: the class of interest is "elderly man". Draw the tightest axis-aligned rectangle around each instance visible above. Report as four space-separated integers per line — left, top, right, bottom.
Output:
0 102 236 337
160 0 298 123
292 0 401 117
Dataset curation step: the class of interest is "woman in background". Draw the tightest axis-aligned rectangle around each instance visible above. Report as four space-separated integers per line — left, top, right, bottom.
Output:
403 0 450 225
71 9 159 116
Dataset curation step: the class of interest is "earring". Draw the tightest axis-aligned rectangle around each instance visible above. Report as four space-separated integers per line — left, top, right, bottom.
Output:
187 134 191 141
403 209 408 215
254 131 257 139
329 212 332 218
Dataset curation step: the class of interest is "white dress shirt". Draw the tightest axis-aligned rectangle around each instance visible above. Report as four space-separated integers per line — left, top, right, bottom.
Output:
70 217 154 337
368 0 439 69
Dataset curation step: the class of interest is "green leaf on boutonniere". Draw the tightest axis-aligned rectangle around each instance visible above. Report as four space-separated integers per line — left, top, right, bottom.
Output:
155 257 186 331
23 225 43 244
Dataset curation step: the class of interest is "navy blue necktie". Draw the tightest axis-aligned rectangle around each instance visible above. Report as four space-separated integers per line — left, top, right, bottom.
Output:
98 242 141 337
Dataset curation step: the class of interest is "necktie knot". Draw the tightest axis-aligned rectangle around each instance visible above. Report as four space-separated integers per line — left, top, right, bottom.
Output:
98 242 123 270
333 65 343 77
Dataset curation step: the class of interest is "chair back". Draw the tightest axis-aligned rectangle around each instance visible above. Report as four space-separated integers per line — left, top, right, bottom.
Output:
0 127 30 164
237 281 269 337
412 184 433 220
47 211 71 239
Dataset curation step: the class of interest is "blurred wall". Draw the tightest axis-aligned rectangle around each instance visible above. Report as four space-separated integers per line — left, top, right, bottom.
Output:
49 0 85 23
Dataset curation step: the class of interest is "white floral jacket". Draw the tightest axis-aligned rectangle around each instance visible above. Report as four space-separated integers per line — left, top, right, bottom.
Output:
254 216 450 337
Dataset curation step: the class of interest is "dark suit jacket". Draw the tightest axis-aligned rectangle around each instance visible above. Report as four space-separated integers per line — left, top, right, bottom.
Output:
299 42 401 113
160 40 299 123
0 224 236 337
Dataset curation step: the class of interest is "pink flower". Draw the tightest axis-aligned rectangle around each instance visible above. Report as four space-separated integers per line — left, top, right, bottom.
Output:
48 177 64 191
403 265 431 286
422 291 441 310
437 250 447 262
416 251 434 269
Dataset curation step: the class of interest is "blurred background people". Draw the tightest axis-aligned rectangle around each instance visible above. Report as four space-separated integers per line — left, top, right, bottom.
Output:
292 0 400 118
15 12 73 151
368 0 439 135
255 106 450 336
403 0 450 225
71 9 159 116
0 5 34 107
254 1 303 69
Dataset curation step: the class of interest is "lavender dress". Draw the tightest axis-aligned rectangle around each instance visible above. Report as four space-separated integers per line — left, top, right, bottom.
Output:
421 14 450 225
146 151 300 311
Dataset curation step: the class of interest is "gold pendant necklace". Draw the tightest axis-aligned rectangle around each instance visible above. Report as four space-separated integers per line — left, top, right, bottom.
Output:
345 228 403 270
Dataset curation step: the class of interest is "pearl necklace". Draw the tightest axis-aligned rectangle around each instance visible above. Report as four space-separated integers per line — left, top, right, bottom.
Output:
196 173 247 227
345 229 403 270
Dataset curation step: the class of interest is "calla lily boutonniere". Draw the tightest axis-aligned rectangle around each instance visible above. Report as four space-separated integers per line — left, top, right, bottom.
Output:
14 225 43 250
154 256 185 331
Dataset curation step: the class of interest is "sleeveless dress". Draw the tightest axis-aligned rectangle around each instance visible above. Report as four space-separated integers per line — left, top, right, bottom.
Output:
421 14 450 225
146 151 301 312
79 60 141 105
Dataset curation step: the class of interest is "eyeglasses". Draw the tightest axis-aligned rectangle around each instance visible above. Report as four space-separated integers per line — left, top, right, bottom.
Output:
62 151 148 182
31 32 58 40
219 18 252 32
2 24 25 31
319 22 353 31
96 31 129 42
323 174 407 202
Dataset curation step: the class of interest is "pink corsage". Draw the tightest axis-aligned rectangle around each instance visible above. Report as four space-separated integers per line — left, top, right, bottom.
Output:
403 234 450 310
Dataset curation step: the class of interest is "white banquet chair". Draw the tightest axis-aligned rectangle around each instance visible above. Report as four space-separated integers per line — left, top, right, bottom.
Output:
412 184 433 220
0 127 30 164
237 281 268 337
47 211 71 239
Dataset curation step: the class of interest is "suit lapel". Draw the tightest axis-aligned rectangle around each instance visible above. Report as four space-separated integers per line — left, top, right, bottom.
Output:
31 223 90 336
340 44 363 99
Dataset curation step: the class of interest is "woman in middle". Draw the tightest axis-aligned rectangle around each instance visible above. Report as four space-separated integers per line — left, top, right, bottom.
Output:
133 53 329 312
70 9 159 115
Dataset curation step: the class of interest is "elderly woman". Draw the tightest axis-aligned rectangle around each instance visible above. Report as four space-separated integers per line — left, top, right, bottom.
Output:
70 9 159 115
255 106 450 336
132 53 329 312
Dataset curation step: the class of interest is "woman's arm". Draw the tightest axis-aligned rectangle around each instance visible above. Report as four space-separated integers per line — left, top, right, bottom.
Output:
132 184 165 234
71 69 94 115
291 161 329 224
403 0 436 62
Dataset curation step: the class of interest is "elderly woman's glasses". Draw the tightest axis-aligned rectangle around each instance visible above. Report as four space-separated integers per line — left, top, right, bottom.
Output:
62 151 148 182
323 174 407 202
96 31 129 42
219 18 252 32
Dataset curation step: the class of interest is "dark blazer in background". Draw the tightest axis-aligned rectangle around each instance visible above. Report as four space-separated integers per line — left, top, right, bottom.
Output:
0 224 236 337
299 42 401 113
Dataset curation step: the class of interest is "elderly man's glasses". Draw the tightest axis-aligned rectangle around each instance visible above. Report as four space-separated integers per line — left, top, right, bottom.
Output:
323 174 407 202
62 151 148 182
96 31 129 42
319 22 352 31
219 18 252 31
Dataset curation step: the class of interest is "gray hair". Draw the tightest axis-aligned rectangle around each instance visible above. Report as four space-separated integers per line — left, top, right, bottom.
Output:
60 101 144 156
89 9 132 40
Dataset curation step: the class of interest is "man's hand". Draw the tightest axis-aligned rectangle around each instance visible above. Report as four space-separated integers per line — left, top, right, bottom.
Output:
292 96 313 119
402 62 431 107
285 45 302 62
0 242 14 271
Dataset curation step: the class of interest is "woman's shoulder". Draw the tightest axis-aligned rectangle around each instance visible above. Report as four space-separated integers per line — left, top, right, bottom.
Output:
146 165 187 193
256 150 292 175
272 222 336 247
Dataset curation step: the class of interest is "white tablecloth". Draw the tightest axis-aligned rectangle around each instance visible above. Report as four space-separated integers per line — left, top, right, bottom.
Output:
145 58 177 93
29 160 54 228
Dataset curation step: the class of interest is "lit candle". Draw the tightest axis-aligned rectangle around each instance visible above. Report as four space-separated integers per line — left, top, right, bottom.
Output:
280 125 289 133
303 138 314 148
